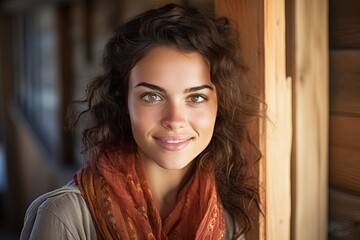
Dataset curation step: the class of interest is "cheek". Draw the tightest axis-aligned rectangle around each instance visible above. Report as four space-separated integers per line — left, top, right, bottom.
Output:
191 106 218 133
128 104 158 133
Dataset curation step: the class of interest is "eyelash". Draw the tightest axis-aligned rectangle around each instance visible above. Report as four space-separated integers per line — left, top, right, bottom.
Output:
139 92 209 104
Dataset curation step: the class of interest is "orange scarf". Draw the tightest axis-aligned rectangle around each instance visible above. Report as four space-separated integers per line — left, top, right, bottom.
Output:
76 152 226 239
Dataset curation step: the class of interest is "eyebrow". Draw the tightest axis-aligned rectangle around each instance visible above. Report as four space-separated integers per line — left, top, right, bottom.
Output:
134 82 214 93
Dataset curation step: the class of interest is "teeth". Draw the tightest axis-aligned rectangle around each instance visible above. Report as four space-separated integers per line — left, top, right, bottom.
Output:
159 139 187 143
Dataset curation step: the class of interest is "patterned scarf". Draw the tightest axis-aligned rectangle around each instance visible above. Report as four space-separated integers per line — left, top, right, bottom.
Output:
76 152 226 239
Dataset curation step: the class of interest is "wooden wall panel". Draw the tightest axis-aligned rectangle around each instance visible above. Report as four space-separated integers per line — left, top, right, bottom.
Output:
330 147 360 194
329 1 360 240
330 50 360 115
329 115 360 194
330 116 360 148
328 189 360 238
329 0 360 48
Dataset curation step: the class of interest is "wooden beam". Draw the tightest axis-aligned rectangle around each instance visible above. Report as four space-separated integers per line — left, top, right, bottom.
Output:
287 0 329 239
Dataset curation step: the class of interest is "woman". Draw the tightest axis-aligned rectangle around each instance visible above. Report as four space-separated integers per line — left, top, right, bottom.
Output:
21 3 262 239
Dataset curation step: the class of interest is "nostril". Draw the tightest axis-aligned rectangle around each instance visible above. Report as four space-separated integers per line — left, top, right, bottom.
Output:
161 119 185 130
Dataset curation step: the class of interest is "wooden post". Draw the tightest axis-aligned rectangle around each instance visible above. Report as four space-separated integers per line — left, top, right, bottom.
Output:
287 0 329 239
263 0 292 239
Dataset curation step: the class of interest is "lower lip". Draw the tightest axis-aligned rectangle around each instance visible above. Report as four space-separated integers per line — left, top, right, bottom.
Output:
154 138 192 151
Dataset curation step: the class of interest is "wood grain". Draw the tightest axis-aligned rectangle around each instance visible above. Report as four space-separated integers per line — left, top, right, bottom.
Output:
329 115 360 194
330 115 360 148
330 50 360 115
330 146 360 194
328 189 360 239
288 0 329 239
329 0 360 48
263 0 292 239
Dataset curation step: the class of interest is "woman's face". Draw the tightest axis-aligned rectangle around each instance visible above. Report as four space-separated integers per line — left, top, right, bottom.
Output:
127 47 218 170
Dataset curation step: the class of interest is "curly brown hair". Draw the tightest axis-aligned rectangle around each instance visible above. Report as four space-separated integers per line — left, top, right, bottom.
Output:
69 3 263 237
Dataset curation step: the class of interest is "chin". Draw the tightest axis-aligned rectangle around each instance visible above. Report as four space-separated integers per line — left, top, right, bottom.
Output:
156 158 195 171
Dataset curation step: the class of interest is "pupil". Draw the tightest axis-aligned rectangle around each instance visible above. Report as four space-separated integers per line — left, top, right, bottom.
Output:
149 94 156 101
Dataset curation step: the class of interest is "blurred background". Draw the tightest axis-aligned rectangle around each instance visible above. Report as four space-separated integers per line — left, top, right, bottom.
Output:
0 0 359 239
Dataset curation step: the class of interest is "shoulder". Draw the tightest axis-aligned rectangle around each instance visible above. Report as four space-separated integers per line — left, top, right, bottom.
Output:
20 181 97 240
35 181 86 218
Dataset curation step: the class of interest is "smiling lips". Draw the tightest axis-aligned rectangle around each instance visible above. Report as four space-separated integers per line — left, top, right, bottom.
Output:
153 136 193 151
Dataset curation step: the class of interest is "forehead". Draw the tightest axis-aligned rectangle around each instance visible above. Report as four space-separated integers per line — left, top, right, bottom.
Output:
129 46 211 87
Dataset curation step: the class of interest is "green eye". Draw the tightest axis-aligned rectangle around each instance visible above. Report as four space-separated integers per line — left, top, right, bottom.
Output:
142 93 162 102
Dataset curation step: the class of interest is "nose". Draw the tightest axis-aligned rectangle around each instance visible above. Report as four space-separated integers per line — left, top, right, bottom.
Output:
161 102 186 130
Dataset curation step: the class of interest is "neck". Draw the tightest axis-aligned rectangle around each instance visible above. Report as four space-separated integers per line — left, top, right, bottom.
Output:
142 158 195 220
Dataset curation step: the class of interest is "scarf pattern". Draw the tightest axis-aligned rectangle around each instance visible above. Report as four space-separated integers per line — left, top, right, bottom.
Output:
76 153 226 239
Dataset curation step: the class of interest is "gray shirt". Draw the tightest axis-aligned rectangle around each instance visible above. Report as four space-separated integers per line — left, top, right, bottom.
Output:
21 181 243 240
21 181 97 240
